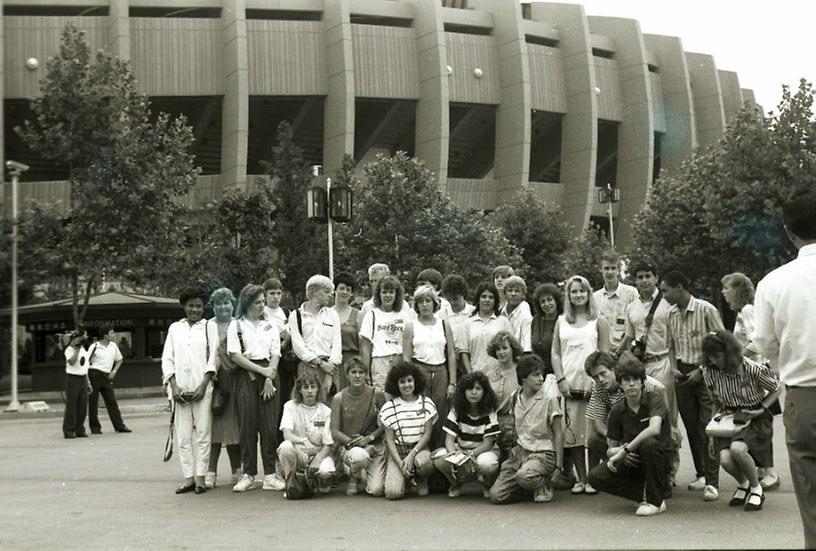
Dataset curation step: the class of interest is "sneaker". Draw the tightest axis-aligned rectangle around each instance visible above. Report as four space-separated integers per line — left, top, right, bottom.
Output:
760 473 780 491
416 479 429 497
448 486 462 498
635 500 667 516
703 485 719 501
687 477 706 491
231 468 243 486
534 485 554 503
584 483 598 495
317 478 332 494
262 473 286 491
233 474 259 492
570 482 585 494
204 472 217 489
346 478 359 496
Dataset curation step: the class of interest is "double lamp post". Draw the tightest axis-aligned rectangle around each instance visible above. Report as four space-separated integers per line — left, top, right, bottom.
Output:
306 165 353 280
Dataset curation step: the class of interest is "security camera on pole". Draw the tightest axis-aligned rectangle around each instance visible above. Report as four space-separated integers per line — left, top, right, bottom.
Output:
306 165 353 280
5 160 30 412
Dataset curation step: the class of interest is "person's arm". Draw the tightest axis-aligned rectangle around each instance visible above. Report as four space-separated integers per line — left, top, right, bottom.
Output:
383 426 402 469
443 321 457 395
707 303 725 331
283 428 309 445
469 434 497 459
444 432 458 454
618 308 635 357
752 283 779 369
551 414 564 471
402 321 415 363
596 317 610 353
289 309 318 364
330 394 355 447
551 321 569 395
329 311 343 368
109 343 124 380
520 311 532 353
410 418 435 456
744 364 783 419
592 418 608 439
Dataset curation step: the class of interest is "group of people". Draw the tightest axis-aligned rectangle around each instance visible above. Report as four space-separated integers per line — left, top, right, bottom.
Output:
59 189 816 542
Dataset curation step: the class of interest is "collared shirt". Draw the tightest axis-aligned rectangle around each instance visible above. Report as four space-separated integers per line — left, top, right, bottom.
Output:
280 400 334 454
594 282 639 349
264 306 289 334
445 302 475 353
607 386 670 449
226 316 281 361
289 304 342 365
734 304 763 362
161 318 219 391
754 243 816 387
586 375 665 423
488 364 519 408
624 289 672 357
64 345 89 376
702 357 780 409
464 313 513 373
501 301 532 352
668 296 724 365
513 383 563 453
88 341 123 374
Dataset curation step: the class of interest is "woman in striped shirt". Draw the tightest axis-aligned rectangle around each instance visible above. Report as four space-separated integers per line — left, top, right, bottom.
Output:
379 359 437 499
433 371 501 498
701 330 782 512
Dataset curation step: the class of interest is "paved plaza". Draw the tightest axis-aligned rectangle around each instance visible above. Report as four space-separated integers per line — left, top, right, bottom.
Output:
0 401 804 551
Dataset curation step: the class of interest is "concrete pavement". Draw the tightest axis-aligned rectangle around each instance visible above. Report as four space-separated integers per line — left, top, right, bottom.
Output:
0 406 804 550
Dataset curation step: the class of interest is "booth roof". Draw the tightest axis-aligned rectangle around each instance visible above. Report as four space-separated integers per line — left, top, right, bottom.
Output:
0 291 179 316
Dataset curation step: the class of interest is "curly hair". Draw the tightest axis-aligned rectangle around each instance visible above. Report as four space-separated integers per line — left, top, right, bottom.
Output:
292 371 324 403
178 286 208 307
486 330 523 361
702 329 743 372
531 283 563 317
384 358 426 398
209 287 236 308
452 371 498 419
721 272 755 311
373 275 405 312
472 281 501 316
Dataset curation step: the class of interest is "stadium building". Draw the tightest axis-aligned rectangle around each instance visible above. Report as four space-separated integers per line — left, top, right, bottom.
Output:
1 0 757 248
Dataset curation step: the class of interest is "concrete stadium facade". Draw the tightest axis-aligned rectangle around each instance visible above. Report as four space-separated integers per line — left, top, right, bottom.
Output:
0 0 757 248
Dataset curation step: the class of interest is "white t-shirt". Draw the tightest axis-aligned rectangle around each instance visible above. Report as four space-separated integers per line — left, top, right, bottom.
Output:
360 307 412 358
64 345 89 376
88 341 123 374
280 400 333 454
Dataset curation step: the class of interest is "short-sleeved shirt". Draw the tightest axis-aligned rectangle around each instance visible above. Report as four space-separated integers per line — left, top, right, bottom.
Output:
64 345 89 376
624 289 672 357
702 357 780 410
465 314 513 373
502 301 532 352
443 409 500 450
487 364 519 408
379 396 437 445
227 316 281 361
586 375 665 423
360 308 411 358
88 341 123 374
445 303 475 353
513 387 563 453
607 386 670 449
594 283 639 349
668 296 725 365
280 400 333 454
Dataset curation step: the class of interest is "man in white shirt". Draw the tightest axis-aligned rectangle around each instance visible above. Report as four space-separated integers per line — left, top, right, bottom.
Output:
753 190 816 549
593 251 638 351
87 324 130 434
62 328 90 439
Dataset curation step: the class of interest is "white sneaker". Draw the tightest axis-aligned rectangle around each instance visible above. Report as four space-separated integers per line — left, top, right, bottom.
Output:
416 479 429 497
204 472 217 489
584 483 598 495
703 485 719 501
534 485 554 503
231 468 243 486
262 473 286 491
687 477 706 491
635 500 667 516
232 474 259 492
448 486 462 498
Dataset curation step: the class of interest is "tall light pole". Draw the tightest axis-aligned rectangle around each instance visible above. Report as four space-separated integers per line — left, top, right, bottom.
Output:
306 165 352 280
598 183 620 248
5 160 29 413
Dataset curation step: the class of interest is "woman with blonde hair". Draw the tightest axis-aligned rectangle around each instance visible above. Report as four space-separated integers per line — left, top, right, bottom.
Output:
552 275 610 494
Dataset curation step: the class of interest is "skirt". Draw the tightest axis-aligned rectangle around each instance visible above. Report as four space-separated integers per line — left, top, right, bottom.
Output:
211 367 240 445
715 409 774 468
563 397 588 448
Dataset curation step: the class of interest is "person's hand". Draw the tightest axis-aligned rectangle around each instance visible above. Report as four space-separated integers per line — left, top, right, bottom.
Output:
446 383 456 399
107 372 116 382
261 378 276 400
259 366 277 380
401 452 416 477
190 383 207 402
320 361 336 376
680 369 703 386
171 382 187 404
308 456 323 472
708 436 717 458
347 435 365 448
743 407 765 419
557 379 570 396
608 448 627 470
622 451 641 467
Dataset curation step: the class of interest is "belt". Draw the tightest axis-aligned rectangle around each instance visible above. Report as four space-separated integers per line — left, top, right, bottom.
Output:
644 353 668 363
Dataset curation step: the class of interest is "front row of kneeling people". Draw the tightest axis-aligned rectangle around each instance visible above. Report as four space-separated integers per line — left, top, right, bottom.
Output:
160 279 780 516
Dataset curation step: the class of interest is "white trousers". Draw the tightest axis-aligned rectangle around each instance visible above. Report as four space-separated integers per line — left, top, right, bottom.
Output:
277 440 336 480
175 387 213 478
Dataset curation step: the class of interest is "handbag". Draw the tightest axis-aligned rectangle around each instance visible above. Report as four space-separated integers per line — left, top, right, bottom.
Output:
284 468 317 500
162 401 175 462
211 376 228 415
705 412 751 438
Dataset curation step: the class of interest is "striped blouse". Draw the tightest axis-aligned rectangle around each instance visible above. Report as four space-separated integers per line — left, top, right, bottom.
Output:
702 357 780 409
379 396 437 445
442 409 501 450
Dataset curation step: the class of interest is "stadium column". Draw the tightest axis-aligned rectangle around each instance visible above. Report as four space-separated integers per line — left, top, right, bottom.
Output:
642 34 696 175
108 0 130 61
221 0 249 190
322 0 354 178
588 16 654 250
718 70 744 126
1 3 4 175
470 0 531 204
685 52 726 149
407 0 449 192
530 3 597 235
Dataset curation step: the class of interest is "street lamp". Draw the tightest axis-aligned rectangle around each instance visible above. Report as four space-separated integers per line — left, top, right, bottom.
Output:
5 160 29 413
306 165 353 279
597 183 620 248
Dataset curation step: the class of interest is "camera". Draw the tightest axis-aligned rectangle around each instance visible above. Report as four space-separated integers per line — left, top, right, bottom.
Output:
630 338 647 361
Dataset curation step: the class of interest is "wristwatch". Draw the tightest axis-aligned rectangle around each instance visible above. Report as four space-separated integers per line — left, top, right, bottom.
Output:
622 444 631 454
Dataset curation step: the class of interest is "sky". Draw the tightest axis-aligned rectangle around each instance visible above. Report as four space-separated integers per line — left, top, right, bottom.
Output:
553 0 815 114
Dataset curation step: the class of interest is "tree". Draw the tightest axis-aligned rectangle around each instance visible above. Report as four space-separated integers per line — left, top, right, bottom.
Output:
487 189 574 290
333 152 521 295
16 25 199 324
563 223 612 290
632 78 815 297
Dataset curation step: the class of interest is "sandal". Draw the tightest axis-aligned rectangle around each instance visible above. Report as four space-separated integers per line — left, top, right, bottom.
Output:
744 490 765 512
729 486 749 506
